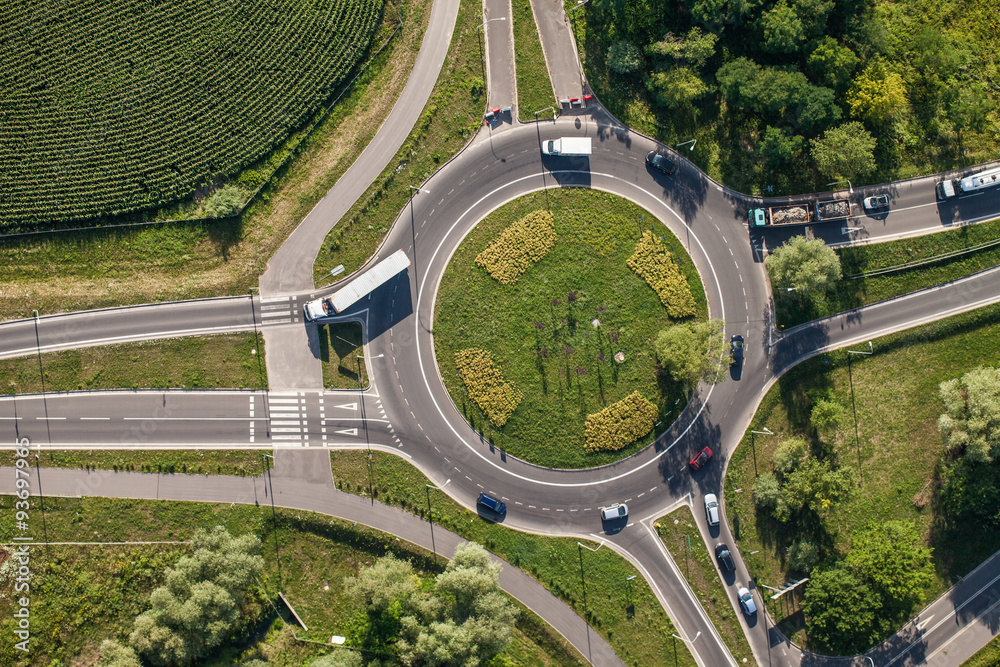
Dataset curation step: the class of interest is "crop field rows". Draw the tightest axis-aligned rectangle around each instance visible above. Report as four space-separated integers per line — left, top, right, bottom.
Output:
0 0 383 224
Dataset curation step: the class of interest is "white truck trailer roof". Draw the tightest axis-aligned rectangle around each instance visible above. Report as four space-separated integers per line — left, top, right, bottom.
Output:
330 249 411 313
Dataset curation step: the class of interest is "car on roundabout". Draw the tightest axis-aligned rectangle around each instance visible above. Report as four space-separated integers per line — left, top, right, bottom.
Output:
477 492 506 516
646 151 676 175
731 335 744 365
601 503 628 521
689 446 713 471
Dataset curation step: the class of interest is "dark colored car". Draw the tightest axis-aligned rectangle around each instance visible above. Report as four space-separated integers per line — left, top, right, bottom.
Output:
715 543 735 572
731 334 744 365
689 446 713 471
477 492 507 515
646 151 676 175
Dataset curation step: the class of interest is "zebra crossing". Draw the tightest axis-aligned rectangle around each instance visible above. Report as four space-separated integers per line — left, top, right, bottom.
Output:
258 295 301 326
252 391 394 448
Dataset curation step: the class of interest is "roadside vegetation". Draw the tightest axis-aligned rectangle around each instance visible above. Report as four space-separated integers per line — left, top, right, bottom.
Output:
0 496 589 667
331 450 698 666
317 321 369 390
567 0 1000 195
0 0 428 321
655 507 754 665
0 450 264 476
312 0 487 284
512 0 556 121
0 333 265 394
964 636 1000 667
433 189 707 469
724 301 1000 652
771 218 1000 328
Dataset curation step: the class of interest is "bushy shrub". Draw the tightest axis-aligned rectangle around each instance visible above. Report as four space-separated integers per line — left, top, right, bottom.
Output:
607 40 643 74
203 185 244 219
787 538 819 572
627 231 696 318
454 349 523 427
584 391 658 452
754 472 781 511
475 210 556 284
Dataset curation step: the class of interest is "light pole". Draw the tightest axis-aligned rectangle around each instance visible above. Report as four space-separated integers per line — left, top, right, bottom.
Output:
476 17 507 84
533 106 555 121
570 0 590 11
827 179 854 195
261 453 282 588
670 631 700 667
408 186 429 286
248 288 270 436
32 310 53 447
846 342 873 486
749 427 773 477
357 354 384 501
864 657 875 667
676 139 696 151
425 478 450 558
576 540 604 611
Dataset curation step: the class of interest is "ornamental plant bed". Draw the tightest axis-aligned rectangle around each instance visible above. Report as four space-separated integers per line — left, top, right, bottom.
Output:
455 348 524 427
475 210 557 284
627 231 697 318
584 391 659 452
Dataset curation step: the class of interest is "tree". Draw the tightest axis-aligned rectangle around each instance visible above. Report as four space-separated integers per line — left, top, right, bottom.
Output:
754 472 783 514
773 437 808 478
847 64 908 124
811 400 846 436
686 0 756 30
761 0 805 54
792 0 834 38
97 641 141 667
807 37 859 91
129 527 264 666
760 126 806 170
765 236 842 297
345 553 418 614
647 28 718 67
645 67 709 110
845 521 933 620
781 457 853 517
811 121 877 181
803 566 883 654
606 40 643 74
787 538 819 572
653 319 728 390
939 456 1000 526
938 366 1000 463
310 652 365 667
203 185 243 219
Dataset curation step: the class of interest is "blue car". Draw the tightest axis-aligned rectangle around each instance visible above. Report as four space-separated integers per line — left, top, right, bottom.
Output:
477 492 506 515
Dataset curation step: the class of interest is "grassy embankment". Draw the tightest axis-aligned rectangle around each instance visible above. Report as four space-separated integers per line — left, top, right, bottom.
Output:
775 216 1000 328
312 0 487 283
512 0 556 121
0 0 431 321
434 188 706 469
331 450 698 667
655 507 754 665
0 496 589 667
726 302 1000 646
316 321 370 390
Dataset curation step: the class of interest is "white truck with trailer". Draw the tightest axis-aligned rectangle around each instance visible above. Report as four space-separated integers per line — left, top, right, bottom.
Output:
936 166 1000 200
541 137 592 156
303 250 411 321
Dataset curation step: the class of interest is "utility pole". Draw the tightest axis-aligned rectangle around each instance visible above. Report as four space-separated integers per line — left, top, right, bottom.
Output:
846 342 873 485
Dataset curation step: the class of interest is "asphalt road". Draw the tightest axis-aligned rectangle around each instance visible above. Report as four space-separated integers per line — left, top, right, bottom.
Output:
530 0 583 102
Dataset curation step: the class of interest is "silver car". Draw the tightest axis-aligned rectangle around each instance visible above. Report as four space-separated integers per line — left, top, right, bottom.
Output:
601 503 628 521
704 494 720 526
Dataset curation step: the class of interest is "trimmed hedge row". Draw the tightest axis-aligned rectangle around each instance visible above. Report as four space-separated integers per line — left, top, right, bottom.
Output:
627 231 696 318
454 349 523 427
584 391 658 452
475 210 557 284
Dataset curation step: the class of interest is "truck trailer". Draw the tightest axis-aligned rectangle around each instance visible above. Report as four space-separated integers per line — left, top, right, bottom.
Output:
303 250 411 321
938 166 1000 200
749 203 815 227
540 137 592 156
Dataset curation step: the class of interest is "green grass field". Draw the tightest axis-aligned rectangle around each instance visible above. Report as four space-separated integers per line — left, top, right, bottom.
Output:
0 449 265 476
331 450 697 667
655 507 754 664
725 301 1000 647
0 496 588 666
776 217 1000 328
512 0 556 121
312 0 487 284
963 636 1000 667
0 333 265 394
0 0 382 225
317 320 369 390
433 188 707 469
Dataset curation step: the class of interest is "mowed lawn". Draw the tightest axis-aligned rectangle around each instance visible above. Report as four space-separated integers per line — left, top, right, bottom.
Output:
434 188 707 468
725 302 1000 643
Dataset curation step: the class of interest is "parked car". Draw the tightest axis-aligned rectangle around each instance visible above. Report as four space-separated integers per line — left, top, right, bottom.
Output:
704 493 720 526
646 151 676 175
863 194 890 211
689 446 713 471
601 503 628 521
731 335 744 365
715 543 735 572
738 587 757 615
477 492 506 515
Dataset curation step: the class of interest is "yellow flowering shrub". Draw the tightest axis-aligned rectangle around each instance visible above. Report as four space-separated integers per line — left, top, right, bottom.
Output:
475 210 556 284
454 349 523 427
584 391 659 452
627 231 696 318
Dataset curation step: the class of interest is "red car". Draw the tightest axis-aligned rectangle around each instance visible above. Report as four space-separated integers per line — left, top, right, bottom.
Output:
689 446 713 471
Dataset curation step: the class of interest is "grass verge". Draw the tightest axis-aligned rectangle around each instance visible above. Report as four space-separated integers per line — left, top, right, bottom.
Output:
434 189 707 469
0 0 432 321
655 506 754 665
317 321 369 390
0 450 264 476
0 495 589 667
725 301 1000 647
312 0 486 283
776 216 1000 329
512 0 555 121
0 333 266 394
962 636 1000 667
331 449 697 666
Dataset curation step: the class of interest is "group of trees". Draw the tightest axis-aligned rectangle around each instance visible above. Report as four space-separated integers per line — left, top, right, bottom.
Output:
653 318 728 391
765 236 842 299
586 0 997 191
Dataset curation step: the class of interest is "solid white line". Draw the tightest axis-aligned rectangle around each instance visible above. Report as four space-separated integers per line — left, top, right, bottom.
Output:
270 421 301 426
122 417 254 421
80 417 110 420
37 417 66 420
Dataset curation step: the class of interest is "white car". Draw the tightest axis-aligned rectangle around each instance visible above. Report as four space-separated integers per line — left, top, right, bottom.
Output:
863 194 889 211
738 587 757 615
601 503 628 521
704 494 720 526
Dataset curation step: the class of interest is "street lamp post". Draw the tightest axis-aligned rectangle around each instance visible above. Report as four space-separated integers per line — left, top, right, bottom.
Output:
570 0 590 11
261 453 282 588
533 106 555 121
408 185 429 286
425 479 451 558
357 354 384 501
846 342 873 486
669 631 701 667
749 427 774 477
827 179 854 195
32 310 53 447
475 17 507 84
676 139 696 151
248 287 270 437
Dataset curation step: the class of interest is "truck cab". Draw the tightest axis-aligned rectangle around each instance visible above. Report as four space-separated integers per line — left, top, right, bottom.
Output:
936 179 957 200
749 208 767 227
303 297 334 322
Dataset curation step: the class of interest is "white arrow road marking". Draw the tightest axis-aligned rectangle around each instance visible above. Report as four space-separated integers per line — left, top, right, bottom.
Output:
334 403 358 410
334 428 358 436
916 615 935 632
